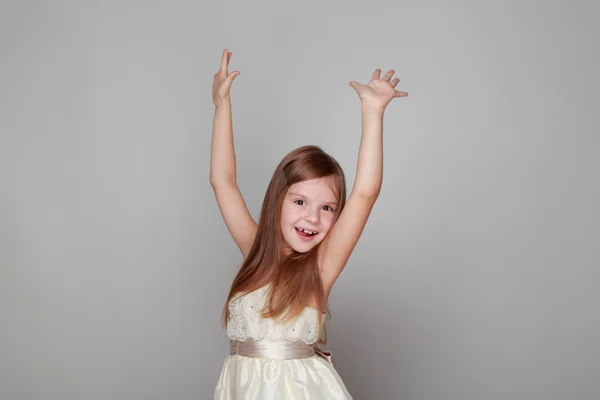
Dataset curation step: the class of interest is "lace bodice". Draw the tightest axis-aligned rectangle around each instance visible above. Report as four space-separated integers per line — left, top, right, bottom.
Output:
226 285 322 345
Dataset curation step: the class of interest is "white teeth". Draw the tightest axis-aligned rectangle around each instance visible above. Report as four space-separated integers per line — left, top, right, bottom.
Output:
297 228 317 235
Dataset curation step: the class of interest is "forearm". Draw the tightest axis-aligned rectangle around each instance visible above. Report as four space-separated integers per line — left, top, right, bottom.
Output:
352 105 385 197
209 100 237 186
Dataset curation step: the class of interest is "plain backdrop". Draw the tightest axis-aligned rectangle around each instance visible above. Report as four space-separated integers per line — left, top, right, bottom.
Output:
1 1 599 399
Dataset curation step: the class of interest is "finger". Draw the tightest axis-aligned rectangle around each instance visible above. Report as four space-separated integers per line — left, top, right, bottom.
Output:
220 49 229 76
390 77 400 88
349 81 360 90
382 69 395 81
395 91 408 97
371 69 381 80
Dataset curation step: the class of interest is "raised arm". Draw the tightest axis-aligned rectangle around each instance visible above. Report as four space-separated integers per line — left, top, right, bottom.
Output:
319 68 408 292
210 49 257 259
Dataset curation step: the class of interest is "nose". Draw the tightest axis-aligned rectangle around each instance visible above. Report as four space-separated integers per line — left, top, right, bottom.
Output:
304 207 319 224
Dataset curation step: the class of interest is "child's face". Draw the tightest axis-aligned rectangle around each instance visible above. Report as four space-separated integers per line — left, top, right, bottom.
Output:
280 177 339 254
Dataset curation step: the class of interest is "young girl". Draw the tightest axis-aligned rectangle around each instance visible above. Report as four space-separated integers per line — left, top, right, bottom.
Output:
210 48 407 399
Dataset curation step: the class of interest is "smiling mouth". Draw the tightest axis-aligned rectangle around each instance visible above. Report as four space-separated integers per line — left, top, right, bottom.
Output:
295 227 318 237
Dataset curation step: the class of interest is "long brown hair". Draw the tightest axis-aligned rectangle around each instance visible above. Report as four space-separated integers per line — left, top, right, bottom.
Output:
222 145 347 335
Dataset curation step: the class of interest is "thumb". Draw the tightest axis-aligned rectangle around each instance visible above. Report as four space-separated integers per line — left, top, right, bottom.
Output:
225 71 240 86
348 81 359 90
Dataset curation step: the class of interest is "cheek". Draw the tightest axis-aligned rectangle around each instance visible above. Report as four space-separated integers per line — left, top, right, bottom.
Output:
321 213 336 233
280 211 289 227
280 205 296 225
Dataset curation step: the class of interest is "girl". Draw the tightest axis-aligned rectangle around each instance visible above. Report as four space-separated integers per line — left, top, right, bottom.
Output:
210 48 407 399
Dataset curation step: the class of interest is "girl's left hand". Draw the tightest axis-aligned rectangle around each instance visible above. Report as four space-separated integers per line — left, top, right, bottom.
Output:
349 69 407 110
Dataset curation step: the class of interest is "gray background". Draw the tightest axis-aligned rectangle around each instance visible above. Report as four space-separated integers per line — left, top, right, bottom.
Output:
1 1 598 399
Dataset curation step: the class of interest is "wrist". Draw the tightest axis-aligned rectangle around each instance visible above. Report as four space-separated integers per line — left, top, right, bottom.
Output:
360 102 386 115
214 98 232 109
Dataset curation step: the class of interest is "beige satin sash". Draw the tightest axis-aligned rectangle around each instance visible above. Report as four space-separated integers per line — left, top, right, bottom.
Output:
230 339 334 365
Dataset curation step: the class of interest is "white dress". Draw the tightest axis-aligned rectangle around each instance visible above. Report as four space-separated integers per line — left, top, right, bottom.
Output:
214 285 353 399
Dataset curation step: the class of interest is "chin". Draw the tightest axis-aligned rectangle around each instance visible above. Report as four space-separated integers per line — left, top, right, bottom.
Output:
292 245 314 254
290 238 322 253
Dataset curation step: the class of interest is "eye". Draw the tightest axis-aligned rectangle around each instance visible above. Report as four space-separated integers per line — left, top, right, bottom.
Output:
323 205 334 212
294 199 305 206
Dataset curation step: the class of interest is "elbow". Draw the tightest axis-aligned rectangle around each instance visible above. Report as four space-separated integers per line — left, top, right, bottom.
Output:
210 176 236 190
210 168 236 189
353 186 381 201
209 178 222 190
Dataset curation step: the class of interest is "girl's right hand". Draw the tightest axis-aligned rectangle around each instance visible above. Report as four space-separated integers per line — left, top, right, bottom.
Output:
212 49 240 107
